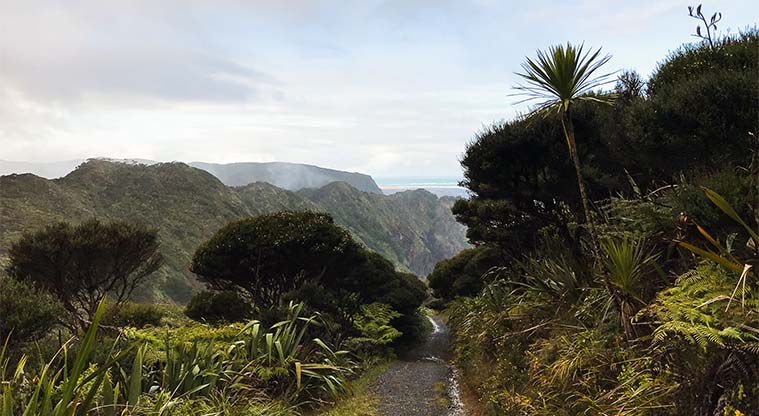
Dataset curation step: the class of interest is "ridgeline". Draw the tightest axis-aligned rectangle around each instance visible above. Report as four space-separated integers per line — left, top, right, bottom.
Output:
0 159 468 302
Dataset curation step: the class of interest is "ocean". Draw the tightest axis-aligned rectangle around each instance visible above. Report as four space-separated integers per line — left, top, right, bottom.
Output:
375 177 468 198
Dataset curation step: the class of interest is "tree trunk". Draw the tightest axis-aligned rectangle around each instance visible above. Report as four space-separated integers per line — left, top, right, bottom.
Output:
561 109 595 238
620 299 638 340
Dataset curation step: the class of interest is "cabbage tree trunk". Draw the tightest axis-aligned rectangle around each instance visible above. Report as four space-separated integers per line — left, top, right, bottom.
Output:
561 108 595 238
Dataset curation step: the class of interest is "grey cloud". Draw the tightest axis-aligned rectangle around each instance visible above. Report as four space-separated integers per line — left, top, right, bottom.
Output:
0 1 273 103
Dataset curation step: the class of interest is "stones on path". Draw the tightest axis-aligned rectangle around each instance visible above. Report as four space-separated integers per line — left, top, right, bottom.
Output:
369 316 464 416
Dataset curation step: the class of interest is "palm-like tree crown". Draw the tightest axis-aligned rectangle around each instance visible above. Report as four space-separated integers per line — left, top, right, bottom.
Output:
515 43 614 114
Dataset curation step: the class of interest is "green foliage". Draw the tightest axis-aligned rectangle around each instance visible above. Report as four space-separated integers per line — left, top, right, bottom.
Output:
427 245 503 301
646 266 754 350
389 309 430 346
329 250 427 316
191 213 427 335
377 271 427 315
514 43 614 115
1 302 354 415
192 211 363 309
459 32 758 257
184 291 254 324
624 30 759 180
351 303 402 346
649 30 758 94
5 219 163 328
446 31 759 415
641 265 759 414
0 276 61 346
103 302 167 328
512 251 586 310
228 302 353 402
515 42 615 232
600 236 661 339
601 237 659 300
0 300 141 416
456 102 619 240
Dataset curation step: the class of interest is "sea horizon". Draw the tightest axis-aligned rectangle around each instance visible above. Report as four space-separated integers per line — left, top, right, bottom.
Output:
375 176 468 198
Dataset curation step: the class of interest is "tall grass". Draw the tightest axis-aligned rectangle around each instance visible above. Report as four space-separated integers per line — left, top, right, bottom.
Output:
1 301 352 415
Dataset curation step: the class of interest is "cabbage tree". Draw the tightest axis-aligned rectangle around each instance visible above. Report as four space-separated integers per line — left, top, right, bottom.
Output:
515 43 614 236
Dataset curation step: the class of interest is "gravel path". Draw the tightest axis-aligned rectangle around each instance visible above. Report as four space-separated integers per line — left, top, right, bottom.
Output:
369 316 463 416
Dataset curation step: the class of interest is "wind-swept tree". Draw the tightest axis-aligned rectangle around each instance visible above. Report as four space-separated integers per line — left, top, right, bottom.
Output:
191 211 364 310
6 220 163 329
515 43 614 236
192 212 428 324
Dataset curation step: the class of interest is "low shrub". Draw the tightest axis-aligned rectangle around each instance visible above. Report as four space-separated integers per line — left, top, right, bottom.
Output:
0 276 62 345
103 301 166 328
185 290 254 323
352 303 402 346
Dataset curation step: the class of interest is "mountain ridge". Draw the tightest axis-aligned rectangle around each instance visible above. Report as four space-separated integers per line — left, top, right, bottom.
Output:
0 160 468 303
191 161 382 194
0 158 383 194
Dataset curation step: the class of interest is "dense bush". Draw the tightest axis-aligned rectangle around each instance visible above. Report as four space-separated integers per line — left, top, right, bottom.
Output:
0 276 61 345
0 301 350 415
192 211 428 342
184 290 254 324
427 245 503 301
352 303 402 346
619 31 758 183
443 30 759 416
454 101 622 250
192 211 363 309
103 301 167 328
5 219 163 329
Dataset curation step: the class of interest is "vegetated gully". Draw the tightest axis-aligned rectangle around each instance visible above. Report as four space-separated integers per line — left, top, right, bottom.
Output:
369 315 465 416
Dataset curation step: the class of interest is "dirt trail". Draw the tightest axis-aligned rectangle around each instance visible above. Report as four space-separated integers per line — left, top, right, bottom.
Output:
369 316 464 416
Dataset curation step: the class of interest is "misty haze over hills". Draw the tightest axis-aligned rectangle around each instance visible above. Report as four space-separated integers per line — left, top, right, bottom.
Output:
190 161 382 194
0 158 383 194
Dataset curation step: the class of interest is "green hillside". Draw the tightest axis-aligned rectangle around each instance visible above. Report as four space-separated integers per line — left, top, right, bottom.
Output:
0 160 468 303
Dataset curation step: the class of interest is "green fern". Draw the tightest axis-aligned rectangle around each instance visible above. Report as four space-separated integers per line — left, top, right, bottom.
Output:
643 265 758 352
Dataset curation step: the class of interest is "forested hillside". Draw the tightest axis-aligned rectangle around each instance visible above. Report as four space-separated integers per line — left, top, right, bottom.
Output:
0 160 467 302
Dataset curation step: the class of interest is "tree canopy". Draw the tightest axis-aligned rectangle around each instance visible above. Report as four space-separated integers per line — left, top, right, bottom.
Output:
191 211 427 316
427 245 504 301
454 101 621 251
455 30 758 252
6 219 163 328
192 211 363 309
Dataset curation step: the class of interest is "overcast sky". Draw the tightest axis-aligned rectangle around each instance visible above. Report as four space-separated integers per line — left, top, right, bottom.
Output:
0 1 756 177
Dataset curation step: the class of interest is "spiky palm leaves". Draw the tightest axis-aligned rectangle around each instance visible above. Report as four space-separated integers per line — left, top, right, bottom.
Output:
0 301 142 416
515 43 614 235
600 237 660 340
0 302 351 415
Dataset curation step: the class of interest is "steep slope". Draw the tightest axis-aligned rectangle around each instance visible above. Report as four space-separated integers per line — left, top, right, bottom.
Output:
298 183 469 275
0 161 467 303
190 161 383 193
235 182 320 214
1 161 251 301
